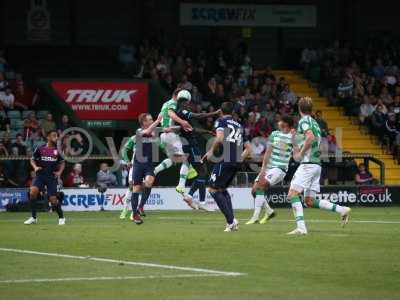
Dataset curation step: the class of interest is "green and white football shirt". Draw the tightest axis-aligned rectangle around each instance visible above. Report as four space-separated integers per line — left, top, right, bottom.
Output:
160 99 177 129
297 115 321 164
267 130 293 172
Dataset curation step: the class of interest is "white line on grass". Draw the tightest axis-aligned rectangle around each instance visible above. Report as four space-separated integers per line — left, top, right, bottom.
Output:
0 273 229 284
0 247 244 277
158 217 400 224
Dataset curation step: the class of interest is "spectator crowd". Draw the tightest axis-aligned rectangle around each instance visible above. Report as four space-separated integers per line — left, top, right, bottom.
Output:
301 37 400 159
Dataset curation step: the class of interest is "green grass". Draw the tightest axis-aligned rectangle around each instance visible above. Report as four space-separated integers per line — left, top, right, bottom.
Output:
1 207 400 300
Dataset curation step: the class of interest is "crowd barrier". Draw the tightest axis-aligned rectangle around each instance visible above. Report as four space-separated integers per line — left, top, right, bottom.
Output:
0 185 398 212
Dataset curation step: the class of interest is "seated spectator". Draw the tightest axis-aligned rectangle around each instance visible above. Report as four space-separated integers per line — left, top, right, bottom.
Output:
161 73 175 94
359 96 375 124
0 140 9 156
240 55 253 79
0 163 17 187
0 114 10 132
64 163 86 187
191 86 202 104
327 129 337 153
380 87 393 106
374 99 388 114
337 77 353 102
204 117 215 132
0 88 15 110
355 163 375 185
372 59 385 79
24 113 40 139
204 77 217 107
58 114 71 133
180 74 193 91
248 105 261 122
0 72 9 92
254 116 272 138
41 113 56 137
371 104 387 136
385 113 400 151
280 84 297 106
250 137 266 158
96 162 117 188
391 95 400 115
215 83 225 104
10 134 27 156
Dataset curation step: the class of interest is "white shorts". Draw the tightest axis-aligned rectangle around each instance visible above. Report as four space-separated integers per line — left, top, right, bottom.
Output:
290 164 321 194
256 168 286 186
160 132 184 157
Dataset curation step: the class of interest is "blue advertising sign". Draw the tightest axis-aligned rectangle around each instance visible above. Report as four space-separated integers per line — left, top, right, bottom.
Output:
0 189 29 210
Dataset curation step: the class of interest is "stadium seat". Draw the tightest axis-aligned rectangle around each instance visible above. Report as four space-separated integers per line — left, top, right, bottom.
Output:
10 119 25 130
36 110 50 119
7 110 21 119
22 110 35 119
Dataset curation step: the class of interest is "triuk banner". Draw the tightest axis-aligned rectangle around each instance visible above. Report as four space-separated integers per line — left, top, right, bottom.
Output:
51 81 149 120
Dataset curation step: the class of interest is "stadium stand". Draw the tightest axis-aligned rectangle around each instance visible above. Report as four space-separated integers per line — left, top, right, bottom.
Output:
300 38 400 184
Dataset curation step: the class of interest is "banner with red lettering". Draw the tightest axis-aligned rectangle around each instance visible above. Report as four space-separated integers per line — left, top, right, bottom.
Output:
51 81 148 120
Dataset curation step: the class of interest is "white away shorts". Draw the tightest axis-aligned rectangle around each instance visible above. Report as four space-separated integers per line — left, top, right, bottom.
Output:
256 167 286 186
160 132 184 157
290 163 321 193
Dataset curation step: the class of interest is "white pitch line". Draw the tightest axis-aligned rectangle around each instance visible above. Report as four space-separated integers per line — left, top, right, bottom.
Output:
158 217 400 224
0 273 228 284
0 248 244 277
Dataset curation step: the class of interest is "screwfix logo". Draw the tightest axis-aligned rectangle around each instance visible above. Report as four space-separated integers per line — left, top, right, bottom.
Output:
51 81 148 120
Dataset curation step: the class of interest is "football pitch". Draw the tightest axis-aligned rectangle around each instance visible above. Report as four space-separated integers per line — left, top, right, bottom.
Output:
1 207 400 300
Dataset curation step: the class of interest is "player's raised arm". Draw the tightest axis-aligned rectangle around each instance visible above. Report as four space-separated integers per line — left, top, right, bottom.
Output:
168 109 192 132
189 109 221 119
141 113 162 136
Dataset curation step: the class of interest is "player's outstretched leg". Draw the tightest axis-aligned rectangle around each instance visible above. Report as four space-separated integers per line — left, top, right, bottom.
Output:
24 186 39 225
287 190 307 235
176 162 189 195
154 158 173 175
120 187 132 219
304 193 351 227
